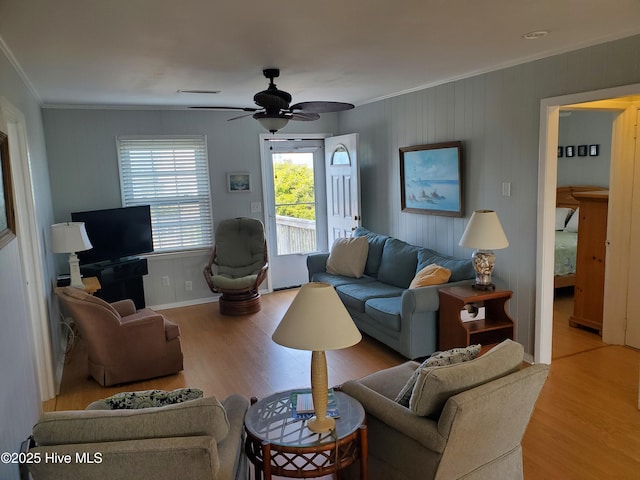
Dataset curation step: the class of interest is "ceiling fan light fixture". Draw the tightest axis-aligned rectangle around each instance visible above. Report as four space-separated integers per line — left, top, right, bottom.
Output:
254 113 289 133
198 68 354 131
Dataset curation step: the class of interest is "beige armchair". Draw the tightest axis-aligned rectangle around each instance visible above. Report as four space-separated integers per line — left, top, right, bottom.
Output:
341 340 549 480
57 287 183 386
204 217 268 315
25 394 249 480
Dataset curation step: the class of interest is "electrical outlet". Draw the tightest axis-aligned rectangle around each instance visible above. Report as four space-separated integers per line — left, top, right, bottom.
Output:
251 202 262 213
185 280 193 291
162 276 170 287
502 182 511 197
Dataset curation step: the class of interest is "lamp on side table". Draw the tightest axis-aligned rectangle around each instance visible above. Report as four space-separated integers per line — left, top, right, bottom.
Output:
51 222 93 288
459 209 509 290
272 282 362 433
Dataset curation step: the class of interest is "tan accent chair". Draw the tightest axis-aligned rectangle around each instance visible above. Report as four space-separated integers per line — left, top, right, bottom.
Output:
26 394 249 480
57 287 183 386
341 340 549 480
204 217 268 315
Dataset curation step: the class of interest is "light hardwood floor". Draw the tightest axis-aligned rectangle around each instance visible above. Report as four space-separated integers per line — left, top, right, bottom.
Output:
48 288 640 479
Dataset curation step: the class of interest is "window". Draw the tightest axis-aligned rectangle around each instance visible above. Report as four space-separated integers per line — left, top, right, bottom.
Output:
272 151 317 254
117 136 212 253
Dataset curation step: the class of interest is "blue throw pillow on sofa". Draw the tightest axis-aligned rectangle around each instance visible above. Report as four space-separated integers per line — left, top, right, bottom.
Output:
417 249 475 282
353 227 390 277
377 238 421 288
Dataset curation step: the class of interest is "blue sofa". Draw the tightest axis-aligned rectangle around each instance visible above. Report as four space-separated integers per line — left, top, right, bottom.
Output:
307 227 475 359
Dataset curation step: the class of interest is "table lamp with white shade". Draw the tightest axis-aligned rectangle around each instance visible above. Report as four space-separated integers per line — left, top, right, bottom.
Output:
51 222 93 288
459 209 509 290
272 282 362 433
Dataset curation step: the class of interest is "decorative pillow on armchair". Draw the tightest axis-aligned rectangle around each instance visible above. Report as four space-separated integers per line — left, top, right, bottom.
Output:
409 339 524 417
326 236 369 278
88 388 204 410
394 344 481 407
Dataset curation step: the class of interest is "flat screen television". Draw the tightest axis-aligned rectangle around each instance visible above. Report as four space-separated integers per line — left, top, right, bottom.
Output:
71 205 154 265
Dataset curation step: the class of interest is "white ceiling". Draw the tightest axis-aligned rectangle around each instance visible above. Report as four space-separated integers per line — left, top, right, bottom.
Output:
2 0 640 110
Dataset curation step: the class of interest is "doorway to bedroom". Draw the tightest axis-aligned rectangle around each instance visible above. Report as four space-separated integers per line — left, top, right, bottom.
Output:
536 84 640 364
552 109 613 359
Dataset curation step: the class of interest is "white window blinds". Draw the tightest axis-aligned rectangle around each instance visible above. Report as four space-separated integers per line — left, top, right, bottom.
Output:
117 136 213 252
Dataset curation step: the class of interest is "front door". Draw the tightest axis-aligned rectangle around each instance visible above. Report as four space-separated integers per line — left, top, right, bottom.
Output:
325 133 361 245
262 137 327 290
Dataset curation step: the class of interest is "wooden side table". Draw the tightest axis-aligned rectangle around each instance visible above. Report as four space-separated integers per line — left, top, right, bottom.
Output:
244 389 367 480
80 276 101 294
438 285 514 351
55 276 102 295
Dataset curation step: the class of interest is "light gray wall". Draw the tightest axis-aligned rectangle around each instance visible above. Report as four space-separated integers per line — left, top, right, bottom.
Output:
338 34 640 353
42 34 640 355
557 110 614 187
42 108 338 306
0 51 57 479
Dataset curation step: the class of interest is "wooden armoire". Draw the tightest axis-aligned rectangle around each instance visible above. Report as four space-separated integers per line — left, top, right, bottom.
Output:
569 190 609 334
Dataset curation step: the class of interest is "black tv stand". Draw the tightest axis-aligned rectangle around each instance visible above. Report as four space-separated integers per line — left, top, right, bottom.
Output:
80 257 148 309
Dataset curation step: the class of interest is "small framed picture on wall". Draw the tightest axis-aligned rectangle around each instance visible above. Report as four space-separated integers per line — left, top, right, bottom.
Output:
577 145 588 157
565 146 575 157
589 144 600 156
227 172 251 192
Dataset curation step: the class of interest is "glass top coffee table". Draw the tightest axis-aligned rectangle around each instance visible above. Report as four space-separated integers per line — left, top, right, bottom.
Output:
244 388 367 479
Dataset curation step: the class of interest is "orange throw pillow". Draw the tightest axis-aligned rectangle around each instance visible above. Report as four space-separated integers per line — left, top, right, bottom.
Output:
409 263 451 289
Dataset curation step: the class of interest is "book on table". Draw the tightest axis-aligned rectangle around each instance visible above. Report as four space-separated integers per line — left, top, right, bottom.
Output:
290 389 339 420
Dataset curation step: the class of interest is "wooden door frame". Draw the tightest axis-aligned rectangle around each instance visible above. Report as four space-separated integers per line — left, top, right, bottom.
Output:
0 97 56 400
535 83 640 364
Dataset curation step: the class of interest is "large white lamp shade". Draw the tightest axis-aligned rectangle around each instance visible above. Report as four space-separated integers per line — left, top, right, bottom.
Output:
459 210 509 289
51 222 93 288
272 282 361 433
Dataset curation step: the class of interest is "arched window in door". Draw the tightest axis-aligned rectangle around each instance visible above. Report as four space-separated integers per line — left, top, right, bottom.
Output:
331 144 350 165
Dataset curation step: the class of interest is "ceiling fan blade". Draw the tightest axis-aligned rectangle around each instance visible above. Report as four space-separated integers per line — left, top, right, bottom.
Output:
289 101 355 113
189 106 260 112
288 112 321 121
228 112 258 121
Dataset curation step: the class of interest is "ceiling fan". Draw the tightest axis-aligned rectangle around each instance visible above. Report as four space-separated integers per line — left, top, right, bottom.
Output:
191 68 355 133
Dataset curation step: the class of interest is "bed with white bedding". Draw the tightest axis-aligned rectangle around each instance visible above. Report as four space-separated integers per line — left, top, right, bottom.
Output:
553 185 607 289
554 230 577 277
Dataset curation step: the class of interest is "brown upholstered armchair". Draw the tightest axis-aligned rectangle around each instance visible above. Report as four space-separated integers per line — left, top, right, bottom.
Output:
57 287 184 386
203 217 268 315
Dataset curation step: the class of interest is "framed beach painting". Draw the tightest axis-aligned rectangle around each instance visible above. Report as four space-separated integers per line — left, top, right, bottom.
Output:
227 172 251 192
0 130 16 249
399 141 463 217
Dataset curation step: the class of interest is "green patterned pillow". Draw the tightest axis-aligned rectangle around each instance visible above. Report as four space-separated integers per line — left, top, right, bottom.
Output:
98 388 203 410
394 345 481 407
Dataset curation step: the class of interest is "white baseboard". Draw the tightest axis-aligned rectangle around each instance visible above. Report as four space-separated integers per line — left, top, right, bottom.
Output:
149 287 272 311
149 296 218 311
